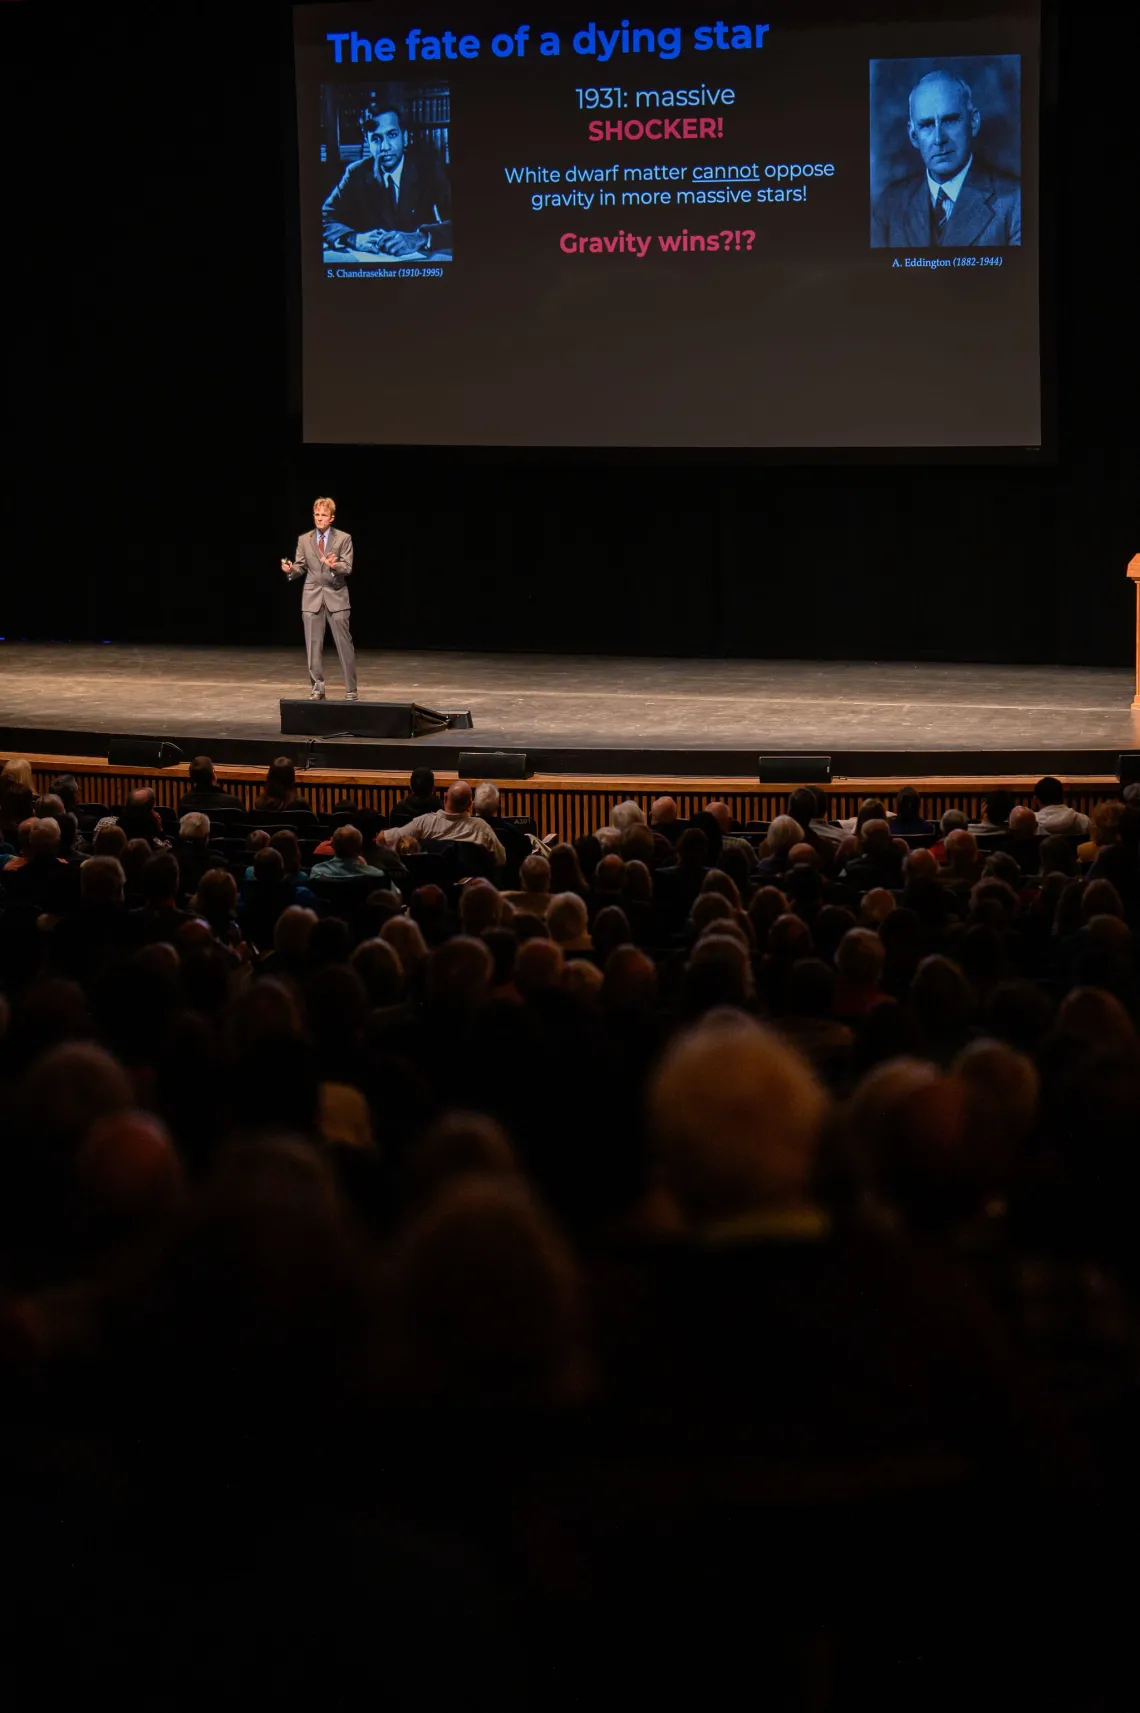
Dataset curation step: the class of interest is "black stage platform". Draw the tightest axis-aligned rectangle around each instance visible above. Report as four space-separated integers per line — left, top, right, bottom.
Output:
2 643 1138 776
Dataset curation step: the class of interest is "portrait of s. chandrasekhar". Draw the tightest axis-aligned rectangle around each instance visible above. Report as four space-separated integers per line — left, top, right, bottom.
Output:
320 81 453 263
869 56 1021 248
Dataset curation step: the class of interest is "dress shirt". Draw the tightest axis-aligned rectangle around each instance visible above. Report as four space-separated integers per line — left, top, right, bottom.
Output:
927 155 972 213
382 156 405 205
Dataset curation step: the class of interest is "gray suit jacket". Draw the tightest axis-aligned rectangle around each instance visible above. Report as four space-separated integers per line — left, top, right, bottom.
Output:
871 161 1022 249
287 527 354 614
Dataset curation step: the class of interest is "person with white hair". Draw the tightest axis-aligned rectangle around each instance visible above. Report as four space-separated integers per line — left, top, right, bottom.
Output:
755 815 804 878
872 66 1021 249
471 781 532 884
172 811 227 900
596 799 646 847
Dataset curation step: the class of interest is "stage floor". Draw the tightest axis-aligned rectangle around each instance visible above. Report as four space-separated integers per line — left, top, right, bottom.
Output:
2 643 1138 776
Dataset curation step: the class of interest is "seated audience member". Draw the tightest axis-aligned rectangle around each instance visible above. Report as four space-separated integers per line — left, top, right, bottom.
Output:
424 936 495 1017
127 851 194 943
472 782 531 884
680 931 755 1017
90 821 128 862
548 842 589 897
117 786 166 843
611 800 647 836
350 937 405 1010
382 781 505 868
1002 805 1041 874
172 812 227 899
911 954 977 1063
0 759 36 836
119 837 154 906
457 878 504 936
514 938 566 1000
46 771 81 823
590 853 627 914
51 856 130 978
502 853 552 918
602 943 658 1011
177 756 244 815
1039 833 1078 880
380 914 429 988
1 755 34 796
777 956 854 1086
1032 775 1091 838
649 796 682 843
401 1112 519 1212
240 847 314 949
35 793 81 864
755 816 804 879
592 904 633 966
256 903 318 982
702 802 756 871
311 823 394 883
0 782 35 844
547 892 594 954
409 884 454 948
2 816 80 912
929 808 968 864
620 859 657 945
389 766 442 826
571 834 602 885
783 789 837 870
970 788 1017 834
265 827 310 885
191 869 243 951
1077 798 1126 868
888 785 936 837
619 823 663 872
596 800 646 851
564 959 604 1002
833 927 887 1020
938 829 982 897
840 820 905 893
254 756 310 815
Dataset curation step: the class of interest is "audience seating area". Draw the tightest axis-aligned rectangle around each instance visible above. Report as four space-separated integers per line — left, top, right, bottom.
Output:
1 755 1138 1707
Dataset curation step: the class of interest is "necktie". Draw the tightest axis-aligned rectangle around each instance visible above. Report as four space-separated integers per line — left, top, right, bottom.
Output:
386 171 398 206
933 186 950 244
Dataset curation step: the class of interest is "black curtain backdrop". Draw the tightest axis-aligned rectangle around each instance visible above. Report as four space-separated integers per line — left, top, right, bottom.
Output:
8 3 1137 668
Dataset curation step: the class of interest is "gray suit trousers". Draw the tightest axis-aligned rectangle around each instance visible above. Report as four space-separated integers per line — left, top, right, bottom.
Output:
304 607 357 694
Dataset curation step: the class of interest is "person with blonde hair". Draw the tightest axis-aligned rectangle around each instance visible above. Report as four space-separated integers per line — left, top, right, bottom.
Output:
280 496 357 701
647 1015 826 1225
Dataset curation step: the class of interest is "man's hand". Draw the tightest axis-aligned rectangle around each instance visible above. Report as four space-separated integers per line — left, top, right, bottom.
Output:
281 558 294 573
354 228 388 253
380 230 423 257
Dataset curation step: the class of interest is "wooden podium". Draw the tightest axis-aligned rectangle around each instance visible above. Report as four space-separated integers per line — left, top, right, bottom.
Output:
1124 551 1131 705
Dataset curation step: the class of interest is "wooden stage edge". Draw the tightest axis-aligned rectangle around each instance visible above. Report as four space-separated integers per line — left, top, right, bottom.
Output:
8 752 1123 844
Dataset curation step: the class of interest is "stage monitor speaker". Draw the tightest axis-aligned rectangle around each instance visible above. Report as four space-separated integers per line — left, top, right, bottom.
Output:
108 737 184 768
1118 754 1140 789
457 750 534 780
758 754 832 784
280 701 471 738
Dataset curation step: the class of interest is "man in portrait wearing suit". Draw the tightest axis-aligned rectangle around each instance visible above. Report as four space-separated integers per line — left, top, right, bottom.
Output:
322 106 452 258
872 69 1021 248
281 497 357 701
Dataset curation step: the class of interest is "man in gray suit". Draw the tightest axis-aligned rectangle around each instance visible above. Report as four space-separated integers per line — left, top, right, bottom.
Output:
281 496 358 701
871 69 1021 248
